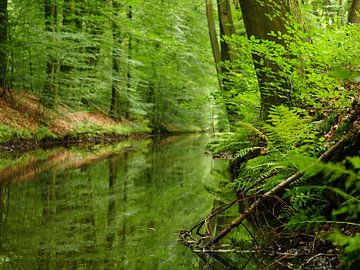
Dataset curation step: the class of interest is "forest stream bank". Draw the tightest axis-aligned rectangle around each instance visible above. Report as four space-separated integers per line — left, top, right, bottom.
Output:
0 91 152 152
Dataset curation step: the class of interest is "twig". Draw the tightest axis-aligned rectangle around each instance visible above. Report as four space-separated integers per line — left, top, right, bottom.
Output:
300 253 337 269
270 251 296 268
194 248 260 254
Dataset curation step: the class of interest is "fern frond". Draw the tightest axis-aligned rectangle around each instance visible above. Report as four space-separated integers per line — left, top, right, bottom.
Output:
264 105 320 154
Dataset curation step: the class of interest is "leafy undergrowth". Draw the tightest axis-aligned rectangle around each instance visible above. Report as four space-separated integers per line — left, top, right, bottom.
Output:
0 91 151 149
206 104 360 269
203 24 360 268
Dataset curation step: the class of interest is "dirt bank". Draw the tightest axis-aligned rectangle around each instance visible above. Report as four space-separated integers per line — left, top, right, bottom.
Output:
0 90 151 151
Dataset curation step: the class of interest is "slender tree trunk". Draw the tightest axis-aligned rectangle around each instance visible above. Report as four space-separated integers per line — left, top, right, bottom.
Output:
110 2 132 120
110 0 121 118
0 0 8 94
124 5 132 119
216 0 239 126
217 0 236 62
238 0 304 119
349 0 360 24
84 1 103 68
106 157 117 248
43 0 58 106
205 0 222 91
60 0 76 74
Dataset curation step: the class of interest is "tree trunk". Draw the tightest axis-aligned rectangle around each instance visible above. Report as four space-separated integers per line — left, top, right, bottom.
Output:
239 0 304 119
217 0 236 62
43 0 58 106
216 0 240 126
0 0 8 94
349 0 360 24
125 5 132 119
205 0 222 91
84 1 104 68
60 0 77 74
110 0 121 118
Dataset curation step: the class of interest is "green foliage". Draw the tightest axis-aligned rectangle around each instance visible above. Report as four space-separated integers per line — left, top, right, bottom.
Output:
5 0 215 134
264 106 320 154
0 124 32 142
233 153 290 194
329 231 360 269
33 127 57 141
217 33 261 123
66 121 151 140
208 102 359 268
0 124 58 143
206 132 251 155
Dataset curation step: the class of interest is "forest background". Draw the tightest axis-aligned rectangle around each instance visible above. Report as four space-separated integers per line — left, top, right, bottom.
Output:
0 0 360 269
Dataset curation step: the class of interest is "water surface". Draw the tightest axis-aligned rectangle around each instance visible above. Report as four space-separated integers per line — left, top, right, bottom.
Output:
0 135 218 269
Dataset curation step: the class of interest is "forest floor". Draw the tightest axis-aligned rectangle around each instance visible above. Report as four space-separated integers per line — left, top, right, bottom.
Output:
0 91 151 152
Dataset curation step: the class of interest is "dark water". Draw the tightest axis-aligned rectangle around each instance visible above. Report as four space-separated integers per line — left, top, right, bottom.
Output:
0 135 224 270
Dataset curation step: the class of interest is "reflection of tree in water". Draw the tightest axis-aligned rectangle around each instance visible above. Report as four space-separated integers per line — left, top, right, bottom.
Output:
0 135 217 269
105 152 129 268
0 184 9 246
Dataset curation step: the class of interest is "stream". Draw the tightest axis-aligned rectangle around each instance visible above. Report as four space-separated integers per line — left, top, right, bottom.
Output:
0 134 232 270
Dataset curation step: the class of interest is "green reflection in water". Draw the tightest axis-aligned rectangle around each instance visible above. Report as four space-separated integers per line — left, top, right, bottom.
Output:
0 135 217 270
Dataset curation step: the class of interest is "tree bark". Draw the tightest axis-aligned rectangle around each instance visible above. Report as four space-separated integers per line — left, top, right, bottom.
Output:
205 0 222 91
348 0 360 24
217 0 237 62
216 0 240 126
238 0 304 119
0 0 8 93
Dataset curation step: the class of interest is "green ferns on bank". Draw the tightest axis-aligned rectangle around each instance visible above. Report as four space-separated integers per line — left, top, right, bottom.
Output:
264 106 322 154
209 104 360 268
0 124 57 143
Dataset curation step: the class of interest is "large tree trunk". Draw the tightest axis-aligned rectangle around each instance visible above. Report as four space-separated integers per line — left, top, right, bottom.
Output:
43 0 58 106
349 0 360 24
239 0 304 119
0 0 8 93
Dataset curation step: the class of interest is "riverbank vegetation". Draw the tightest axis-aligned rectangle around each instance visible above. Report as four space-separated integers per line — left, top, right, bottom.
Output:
1 0 360 269
0 0 215 147
184 0 360 269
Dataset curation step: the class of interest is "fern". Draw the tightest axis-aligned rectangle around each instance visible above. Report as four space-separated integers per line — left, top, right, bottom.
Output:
264 105 320 154
234 152 292 194
207 125 264 155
